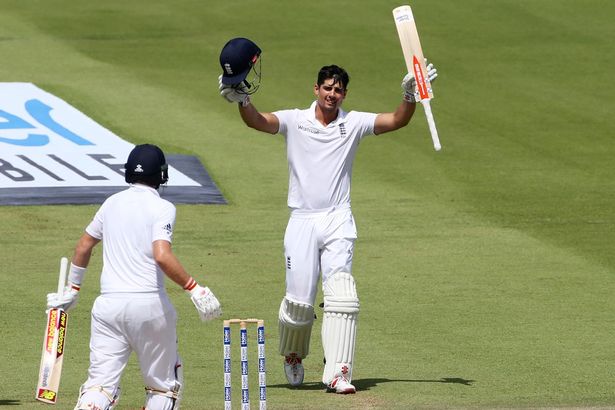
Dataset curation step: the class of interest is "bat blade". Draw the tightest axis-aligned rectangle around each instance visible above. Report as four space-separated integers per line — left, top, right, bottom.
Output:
393 5 441 151
35 257 69 404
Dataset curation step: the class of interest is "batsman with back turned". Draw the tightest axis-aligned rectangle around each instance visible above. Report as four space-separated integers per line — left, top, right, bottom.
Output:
218 37 438 393
45 144 222 409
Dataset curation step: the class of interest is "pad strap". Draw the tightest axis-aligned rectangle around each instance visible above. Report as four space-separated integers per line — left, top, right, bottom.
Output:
144 386 180 399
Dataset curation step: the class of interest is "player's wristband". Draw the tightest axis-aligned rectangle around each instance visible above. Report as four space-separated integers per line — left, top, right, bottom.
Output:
184 277 198 292
68 282 81 292
68 263 87 286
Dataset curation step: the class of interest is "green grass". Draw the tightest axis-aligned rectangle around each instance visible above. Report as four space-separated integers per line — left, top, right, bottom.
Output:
1 0 614 408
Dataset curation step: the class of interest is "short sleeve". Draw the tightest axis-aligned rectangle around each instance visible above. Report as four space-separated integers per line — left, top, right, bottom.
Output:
85 205 104 240
352 111 378 140
152 202 176 243
273 109 294 136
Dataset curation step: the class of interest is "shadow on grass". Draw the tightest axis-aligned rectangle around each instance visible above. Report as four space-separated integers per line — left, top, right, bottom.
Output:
268 377 474 391
0 400 20 406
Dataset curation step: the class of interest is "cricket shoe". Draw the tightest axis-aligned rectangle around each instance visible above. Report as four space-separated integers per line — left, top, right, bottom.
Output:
327 376 356 394
284 354 304 386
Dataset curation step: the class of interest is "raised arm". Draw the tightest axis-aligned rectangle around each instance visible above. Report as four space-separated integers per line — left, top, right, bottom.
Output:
238 100 279 134
374 100 416 135
218 75 279 134
374 62 437 135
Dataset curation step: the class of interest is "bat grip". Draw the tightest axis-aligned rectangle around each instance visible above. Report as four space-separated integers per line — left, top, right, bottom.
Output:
421 99 441 151
57 257 68 295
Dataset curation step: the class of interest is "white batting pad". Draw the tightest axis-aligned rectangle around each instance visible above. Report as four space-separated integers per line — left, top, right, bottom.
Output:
74 385 120 410
321 272 360 384
278 297 315 358
144 356 183 410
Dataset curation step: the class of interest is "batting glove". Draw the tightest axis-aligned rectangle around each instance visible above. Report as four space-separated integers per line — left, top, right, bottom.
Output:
46 283 80 312
401 60 438 103
426 62 438 83
218 75 250 106
185 279 222 322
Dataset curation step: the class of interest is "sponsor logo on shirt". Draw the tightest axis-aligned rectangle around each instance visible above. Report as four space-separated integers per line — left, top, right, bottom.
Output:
163 223 173 235
297 124 320 134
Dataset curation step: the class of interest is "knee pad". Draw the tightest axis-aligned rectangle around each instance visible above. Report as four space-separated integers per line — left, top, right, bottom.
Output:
74 385 121 410
321 272 359 384
144 357 183 410
278 297 315 358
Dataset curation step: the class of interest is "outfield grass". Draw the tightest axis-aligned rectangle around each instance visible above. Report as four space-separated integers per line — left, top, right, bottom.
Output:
1 0 614 409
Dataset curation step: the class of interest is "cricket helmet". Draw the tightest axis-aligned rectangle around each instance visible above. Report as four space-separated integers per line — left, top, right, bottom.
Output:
219 37 262 92
124 144 169 187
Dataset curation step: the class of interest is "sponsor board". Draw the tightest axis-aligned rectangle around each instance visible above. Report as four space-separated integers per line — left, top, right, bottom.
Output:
0 83 225 205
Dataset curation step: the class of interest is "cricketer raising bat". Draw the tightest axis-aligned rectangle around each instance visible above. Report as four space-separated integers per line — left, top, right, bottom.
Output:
393 5 441 151
36 257 69 404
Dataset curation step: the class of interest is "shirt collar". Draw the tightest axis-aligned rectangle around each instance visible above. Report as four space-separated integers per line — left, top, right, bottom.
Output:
308 101 347 126
130 183 161 197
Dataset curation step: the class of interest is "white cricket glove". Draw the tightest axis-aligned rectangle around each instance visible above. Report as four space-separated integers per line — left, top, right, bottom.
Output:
46 283 80 312
218 75 250 106
402 60 438 103
188 285 222 322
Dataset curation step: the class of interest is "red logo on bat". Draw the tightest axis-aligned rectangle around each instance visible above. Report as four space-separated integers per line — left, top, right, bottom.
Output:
412 56 430 100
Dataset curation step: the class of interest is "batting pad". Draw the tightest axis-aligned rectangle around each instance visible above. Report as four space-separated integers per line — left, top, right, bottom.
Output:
278 297 315 358
75 385 121 410
321 272 360 384
144 356 183 410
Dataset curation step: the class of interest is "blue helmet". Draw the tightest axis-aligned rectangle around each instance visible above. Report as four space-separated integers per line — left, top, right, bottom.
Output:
124 144 169 188
219 37 262 91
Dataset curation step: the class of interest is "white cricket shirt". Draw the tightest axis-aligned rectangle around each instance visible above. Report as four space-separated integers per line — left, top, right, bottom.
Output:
274 101 377 210
86 184 176 294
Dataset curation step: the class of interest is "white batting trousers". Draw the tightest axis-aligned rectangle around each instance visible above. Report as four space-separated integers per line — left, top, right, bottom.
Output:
78 292 180 408
284 204 357 305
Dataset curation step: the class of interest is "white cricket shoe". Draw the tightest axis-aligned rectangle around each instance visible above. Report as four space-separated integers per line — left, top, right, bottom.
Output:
284 354 304 386
327 376 356 394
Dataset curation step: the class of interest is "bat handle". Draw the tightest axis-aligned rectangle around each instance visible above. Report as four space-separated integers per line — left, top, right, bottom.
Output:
420 99 441 151
57 257 68 295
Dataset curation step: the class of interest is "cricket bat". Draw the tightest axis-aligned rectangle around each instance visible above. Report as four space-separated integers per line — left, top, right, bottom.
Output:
35 257 69 404
393 5 441 151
